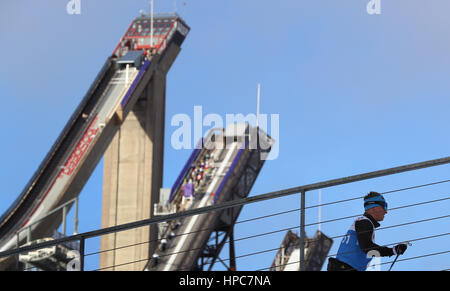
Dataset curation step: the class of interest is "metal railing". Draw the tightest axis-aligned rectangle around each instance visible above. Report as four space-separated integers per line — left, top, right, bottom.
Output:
0 156 449 270
16 196 79 248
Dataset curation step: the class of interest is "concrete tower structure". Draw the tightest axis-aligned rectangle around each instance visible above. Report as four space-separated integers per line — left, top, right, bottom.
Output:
99 44 180 271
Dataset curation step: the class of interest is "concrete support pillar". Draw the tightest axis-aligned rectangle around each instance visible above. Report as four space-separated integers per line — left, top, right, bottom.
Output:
100 70 166 271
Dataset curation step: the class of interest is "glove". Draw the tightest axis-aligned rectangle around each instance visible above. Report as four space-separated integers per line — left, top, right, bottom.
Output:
393 244 408 255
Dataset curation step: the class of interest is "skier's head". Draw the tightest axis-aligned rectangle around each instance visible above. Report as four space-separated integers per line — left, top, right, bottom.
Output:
364 192 388 221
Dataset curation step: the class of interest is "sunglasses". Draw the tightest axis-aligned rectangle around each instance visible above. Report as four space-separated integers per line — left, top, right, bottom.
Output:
377 201 388 211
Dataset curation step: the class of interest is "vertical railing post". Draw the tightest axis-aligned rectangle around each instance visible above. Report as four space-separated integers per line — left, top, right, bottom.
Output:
300 190 306 271
26 227 31 243
24 227 31 271
16 233 20 270
62 205 67 236
79 236 85 271
74 197 79 235
229 227 236 271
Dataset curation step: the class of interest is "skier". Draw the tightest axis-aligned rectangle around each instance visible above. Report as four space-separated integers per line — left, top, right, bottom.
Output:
327 191 408 271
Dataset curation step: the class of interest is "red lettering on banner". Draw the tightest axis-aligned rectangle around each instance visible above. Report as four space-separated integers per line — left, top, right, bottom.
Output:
58 117 99 178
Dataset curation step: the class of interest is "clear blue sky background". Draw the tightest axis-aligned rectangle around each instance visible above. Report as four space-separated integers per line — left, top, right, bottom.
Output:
0 0 449 271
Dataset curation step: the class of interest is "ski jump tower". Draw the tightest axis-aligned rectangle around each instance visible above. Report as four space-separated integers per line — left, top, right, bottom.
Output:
0 13 190 270
99 14 190 270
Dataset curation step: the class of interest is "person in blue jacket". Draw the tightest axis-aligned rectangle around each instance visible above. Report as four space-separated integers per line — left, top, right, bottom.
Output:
328 191 408 271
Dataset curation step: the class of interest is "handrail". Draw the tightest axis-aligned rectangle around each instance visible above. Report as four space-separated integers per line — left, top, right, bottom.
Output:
0 156 448 261
15 197 79 246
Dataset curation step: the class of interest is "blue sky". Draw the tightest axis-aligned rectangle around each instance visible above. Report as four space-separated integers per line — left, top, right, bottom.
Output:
1 0 449 271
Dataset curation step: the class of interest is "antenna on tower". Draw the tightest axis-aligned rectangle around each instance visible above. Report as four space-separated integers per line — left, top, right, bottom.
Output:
256 83 261 128
180 1 187 19
150 0 154 49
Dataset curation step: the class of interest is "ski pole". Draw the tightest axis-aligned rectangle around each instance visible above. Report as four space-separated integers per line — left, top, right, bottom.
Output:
388 242 412 271
388 254 399 271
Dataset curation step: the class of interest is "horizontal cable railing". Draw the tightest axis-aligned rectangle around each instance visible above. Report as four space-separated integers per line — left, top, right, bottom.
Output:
87 192 450 271
1 156 449 271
